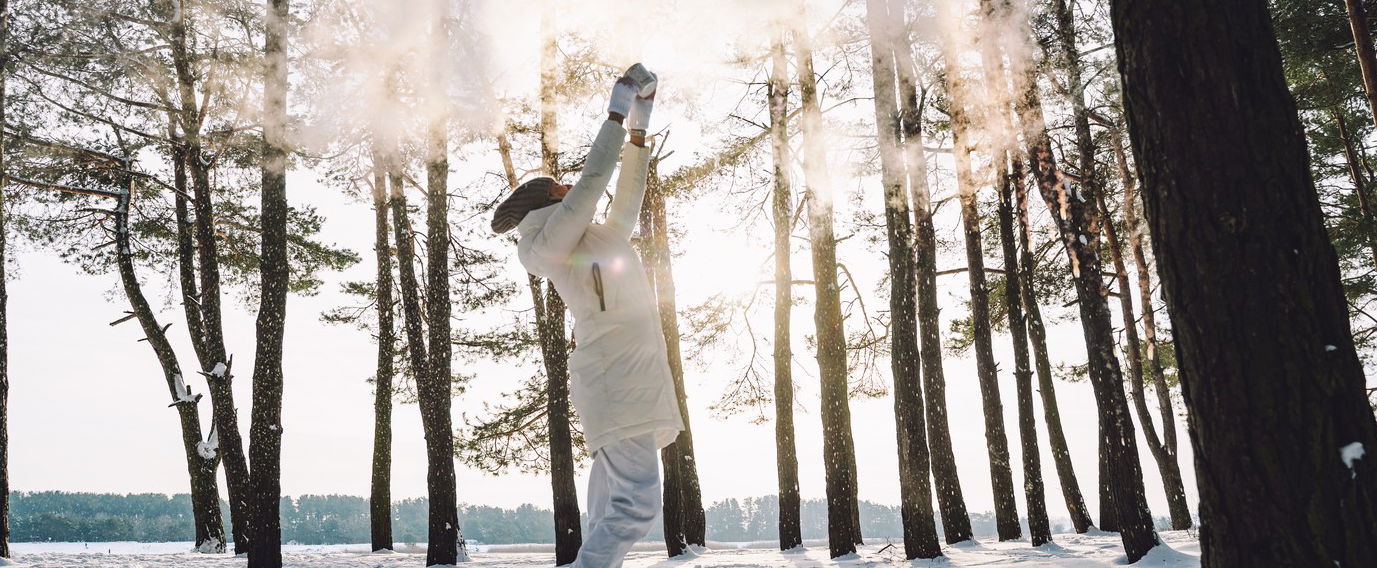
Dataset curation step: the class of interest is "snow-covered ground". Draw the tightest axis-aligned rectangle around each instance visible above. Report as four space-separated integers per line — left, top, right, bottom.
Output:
1 531 1199 567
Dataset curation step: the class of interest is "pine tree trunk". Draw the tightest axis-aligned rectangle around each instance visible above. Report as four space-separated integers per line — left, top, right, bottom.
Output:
113 183 225 553
419 63 463 565
1345 0 1377 133
1108 0 1377 564
635 164 706 556
797 39 862 558
767 34 803 553
1107 126 1180 472
1096 188 1192 531
998 158 1052 546
1103 127 1193 530
389 174 464 562
2 0 13 552
1015 179 1093 534
247 0 290 563
370 167 395 552
390 175 429 385
936 13 1021 540
645 165 707 555
533 24 582 558
865 0 941 557
892 27 973 544
1332 110 1377 270
1002 1 1158 560
1048 0 1147 536
170 142 207 391
164 3 252 549
0 0 10 548
502 126 582 565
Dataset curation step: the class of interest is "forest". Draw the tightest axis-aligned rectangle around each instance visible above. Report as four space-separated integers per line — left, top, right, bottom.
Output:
0 0 1375 567
11 492 1021 546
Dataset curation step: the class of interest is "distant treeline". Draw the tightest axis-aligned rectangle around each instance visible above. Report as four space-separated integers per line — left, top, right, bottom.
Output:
7 491 1080 544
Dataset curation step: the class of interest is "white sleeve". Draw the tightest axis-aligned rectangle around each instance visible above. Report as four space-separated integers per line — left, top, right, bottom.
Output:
526 120 627 261
605 141 653 241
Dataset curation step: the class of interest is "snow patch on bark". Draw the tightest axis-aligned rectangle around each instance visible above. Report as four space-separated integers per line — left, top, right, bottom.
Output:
196 425 219 460
172 375 196 403
1341 442 1366 478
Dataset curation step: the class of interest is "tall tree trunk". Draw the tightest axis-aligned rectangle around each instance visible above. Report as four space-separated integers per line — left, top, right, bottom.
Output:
766 32 803 553
419 7 463 558
1096 188 1192 531
641 163 708 556
797 37 862 558
1345 0 1377 133
391 173 470 562
534 18 582 559
1003 0 1161 559
391 176 429 393
162 1 251 549
247 0 290 564
370 166 395 552
1107 124 1178 461
998 158 1052 546
1103 126 1193 530
113 183 225 553
1047 0 1148 535
935 6 1021 540
865 0 940 558
1108 0 1377 564
0 0 11 553
892 23 973 544
1015 177 1093 534
1333 110 1377 270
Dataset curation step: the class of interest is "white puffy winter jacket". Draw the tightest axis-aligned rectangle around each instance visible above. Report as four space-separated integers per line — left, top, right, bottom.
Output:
517 120 685 454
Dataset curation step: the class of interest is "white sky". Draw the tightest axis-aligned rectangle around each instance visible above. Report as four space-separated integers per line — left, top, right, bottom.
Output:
6 0 1199 528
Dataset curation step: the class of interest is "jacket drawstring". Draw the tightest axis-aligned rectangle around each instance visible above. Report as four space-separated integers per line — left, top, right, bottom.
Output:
592 262 606 311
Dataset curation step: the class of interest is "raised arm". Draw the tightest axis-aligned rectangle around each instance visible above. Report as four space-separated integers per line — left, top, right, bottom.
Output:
606 67 658 240
605 140 653 240
525 119 627 261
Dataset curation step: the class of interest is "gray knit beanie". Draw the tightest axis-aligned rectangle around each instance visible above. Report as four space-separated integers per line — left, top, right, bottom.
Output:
492 177 559 234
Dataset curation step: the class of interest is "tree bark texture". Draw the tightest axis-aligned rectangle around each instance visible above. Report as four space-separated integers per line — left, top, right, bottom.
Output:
1 0 11 553
247 0 290 563
163 2 252 549
1332 110 1377 270
936 14 1021 540
1013 178 1093 534
767 33 803 553
420 107 463 568
370 168 395 552
1109 0 1377 564
865 0 941 557
797 40 862 558
115 185 226 553
534 27 583 559
1096 139 1195 529
998 158 1052 546
892 23 973 544
1345 0 1377 134
641 165 707 556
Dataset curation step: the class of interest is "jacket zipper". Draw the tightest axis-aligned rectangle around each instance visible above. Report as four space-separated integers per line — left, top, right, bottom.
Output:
591 262 606 312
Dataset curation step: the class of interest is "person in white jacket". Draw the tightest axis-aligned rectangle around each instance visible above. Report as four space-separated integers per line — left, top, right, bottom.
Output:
491 65 684 568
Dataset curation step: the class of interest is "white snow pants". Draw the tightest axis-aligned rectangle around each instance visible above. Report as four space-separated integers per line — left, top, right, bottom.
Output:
572 432 662 568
